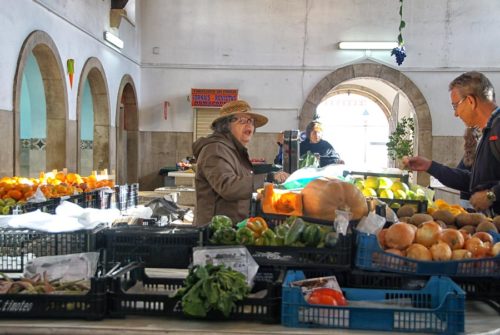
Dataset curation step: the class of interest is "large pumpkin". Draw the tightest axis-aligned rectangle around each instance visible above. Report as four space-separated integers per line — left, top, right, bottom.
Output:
301 177 368 221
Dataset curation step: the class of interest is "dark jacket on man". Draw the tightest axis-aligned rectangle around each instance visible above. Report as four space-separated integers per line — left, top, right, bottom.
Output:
427 109 500 214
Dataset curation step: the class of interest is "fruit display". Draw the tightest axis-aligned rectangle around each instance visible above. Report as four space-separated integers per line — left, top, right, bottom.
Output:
0 171 114 215
378 217 499 261
353 176 428 202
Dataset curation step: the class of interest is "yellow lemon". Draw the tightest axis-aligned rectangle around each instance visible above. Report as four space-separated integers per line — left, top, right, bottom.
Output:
377 177 393 190
353 178 365 190
391 181 410 193
365 177 379 189
362 187 377 197
378 189 394 199
394 189 407 200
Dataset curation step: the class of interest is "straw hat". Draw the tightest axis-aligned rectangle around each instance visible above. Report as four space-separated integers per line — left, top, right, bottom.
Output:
211 100 268 128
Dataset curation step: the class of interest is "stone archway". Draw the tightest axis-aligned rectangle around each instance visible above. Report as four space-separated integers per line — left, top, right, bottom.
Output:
76 58 111 174
116 75 139 185
301 62 432 185
13 30 68 176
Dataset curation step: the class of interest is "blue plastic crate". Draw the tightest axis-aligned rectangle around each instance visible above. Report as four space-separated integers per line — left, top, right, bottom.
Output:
282 270 465 334
355 232 500 277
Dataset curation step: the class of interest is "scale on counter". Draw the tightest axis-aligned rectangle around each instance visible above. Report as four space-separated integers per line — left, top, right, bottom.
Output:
282 130 301 174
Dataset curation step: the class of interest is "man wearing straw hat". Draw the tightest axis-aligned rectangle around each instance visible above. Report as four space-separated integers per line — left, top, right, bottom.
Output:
192 100 268 226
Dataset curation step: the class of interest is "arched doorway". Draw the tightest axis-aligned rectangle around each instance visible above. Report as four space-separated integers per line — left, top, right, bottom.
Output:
116 75 139 185
13 30 68 177
76 58 111 175
300 62 432 185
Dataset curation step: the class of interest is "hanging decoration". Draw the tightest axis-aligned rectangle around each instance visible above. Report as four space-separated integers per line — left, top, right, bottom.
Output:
391 0 406 66
67 59 75 89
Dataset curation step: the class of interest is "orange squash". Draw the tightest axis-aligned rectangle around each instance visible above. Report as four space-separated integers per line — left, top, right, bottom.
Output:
261 183 303 216
301 177 368 221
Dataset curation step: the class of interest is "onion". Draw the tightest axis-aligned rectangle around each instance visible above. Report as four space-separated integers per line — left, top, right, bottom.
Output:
439 229 464 250
385 223 416 250
465 237 485 258
377 228 388 249
385 248 405 257
473 232 494 244
415 221 442 248
458 229 471 242
406 243 432 261
430 242 452 261
451 249 472 260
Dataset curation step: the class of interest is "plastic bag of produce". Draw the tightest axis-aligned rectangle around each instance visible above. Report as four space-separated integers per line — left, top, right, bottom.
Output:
23 252 100 281
357 210 386 235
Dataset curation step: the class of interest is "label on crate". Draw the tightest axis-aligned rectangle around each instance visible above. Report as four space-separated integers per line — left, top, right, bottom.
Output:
192 246 258 285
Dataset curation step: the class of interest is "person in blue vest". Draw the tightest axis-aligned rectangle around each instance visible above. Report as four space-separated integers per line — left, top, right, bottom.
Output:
404 71 500 215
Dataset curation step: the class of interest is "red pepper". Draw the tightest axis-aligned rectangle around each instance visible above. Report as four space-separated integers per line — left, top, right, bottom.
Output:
246 216 268 237
307 287 347 306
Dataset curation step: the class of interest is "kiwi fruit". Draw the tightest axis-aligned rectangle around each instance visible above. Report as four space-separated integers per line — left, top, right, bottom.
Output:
397 205 416 218
493 216 500 230
431 209 455 226
476 220 498 233
410 213 434 227
398 216 411 223
456 213 486 227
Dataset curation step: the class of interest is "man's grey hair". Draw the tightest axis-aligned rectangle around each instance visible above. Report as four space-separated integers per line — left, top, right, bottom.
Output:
449 71 496 102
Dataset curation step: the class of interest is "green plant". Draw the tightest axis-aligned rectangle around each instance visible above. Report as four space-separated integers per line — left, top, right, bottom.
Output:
387 117 414 160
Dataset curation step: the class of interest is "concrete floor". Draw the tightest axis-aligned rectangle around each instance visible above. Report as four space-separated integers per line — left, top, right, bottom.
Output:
0 301 498 335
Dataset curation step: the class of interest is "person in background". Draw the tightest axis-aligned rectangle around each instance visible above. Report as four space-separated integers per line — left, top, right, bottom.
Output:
403 71 500 214
192 100 268 226
456 127 480 208
300 121 344 167
271 120 344 184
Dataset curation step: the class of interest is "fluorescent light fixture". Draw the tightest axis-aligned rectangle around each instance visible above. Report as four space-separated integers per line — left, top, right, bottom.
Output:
104 31 124 49
338 42 398 50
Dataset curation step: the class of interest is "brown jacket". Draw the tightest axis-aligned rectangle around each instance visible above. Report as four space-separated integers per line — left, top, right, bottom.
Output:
192 132 255 226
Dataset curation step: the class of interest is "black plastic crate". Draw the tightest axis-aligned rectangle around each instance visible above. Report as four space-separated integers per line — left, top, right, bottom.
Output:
201 214 354 270
99 225 201 269
60 190 100 209
18 198 60 215
453 276 500 313
0 277 107 320
376 198 428 214
0 228 101 273
108 266 282 323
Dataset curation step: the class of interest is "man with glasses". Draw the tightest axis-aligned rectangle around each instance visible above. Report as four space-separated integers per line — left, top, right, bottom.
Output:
192 100 268 226
404 71 500 215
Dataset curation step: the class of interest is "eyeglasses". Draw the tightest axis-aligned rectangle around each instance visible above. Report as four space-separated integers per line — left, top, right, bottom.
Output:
231 117 255 125
452 97 467 111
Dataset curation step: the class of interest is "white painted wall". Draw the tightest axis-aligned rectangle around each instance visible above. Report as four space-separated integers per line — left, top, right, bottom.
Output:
2 0 500 136
139 0 500 136
0 0 140 126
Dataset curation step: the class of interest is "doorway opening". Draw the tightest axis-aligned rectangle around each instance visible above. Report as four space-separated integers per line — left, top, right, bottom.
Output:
316 93 390 169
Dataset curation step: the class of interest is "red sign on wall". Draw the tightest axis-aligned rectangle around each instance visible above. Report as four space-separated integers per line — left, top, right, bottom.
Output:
191 89 238 108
